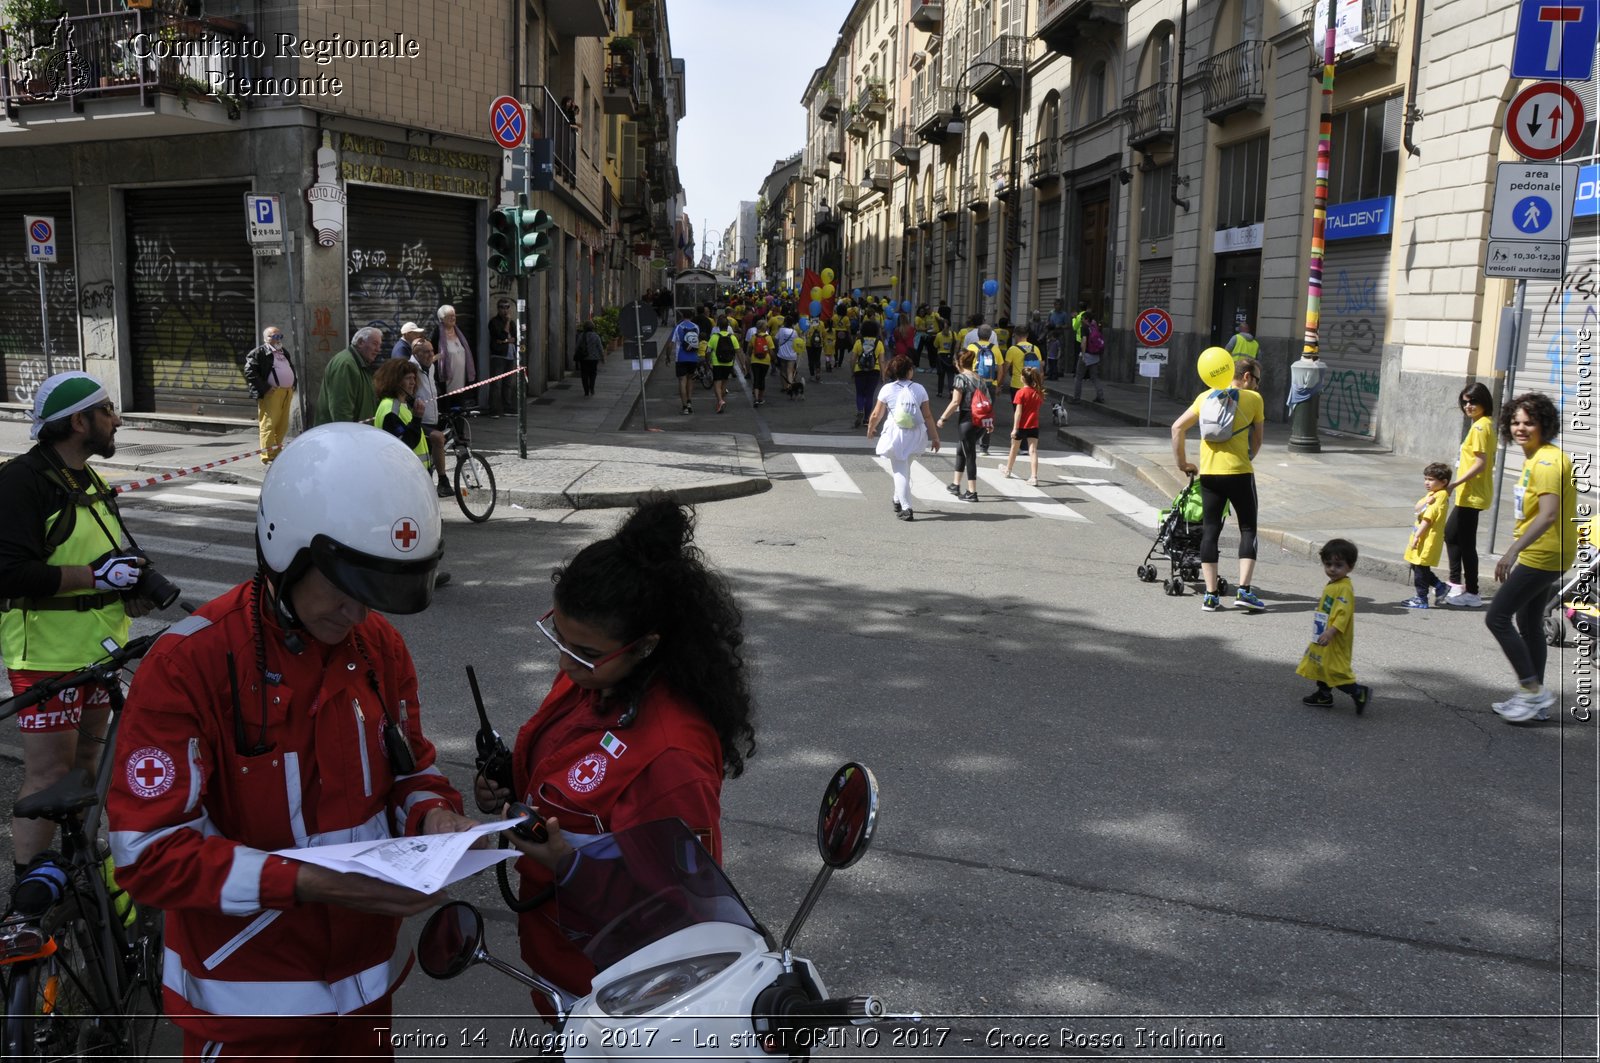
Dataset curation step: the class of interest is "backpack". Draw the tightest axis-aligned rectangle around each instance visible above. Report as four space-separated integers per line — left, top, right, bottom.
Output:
855 338 878 373
1083 321 1105 354
891 382 918 429
974 343 999 382
1020 343 1041 372
968 379 994 428
1198 388 1244 443
752 334 772 361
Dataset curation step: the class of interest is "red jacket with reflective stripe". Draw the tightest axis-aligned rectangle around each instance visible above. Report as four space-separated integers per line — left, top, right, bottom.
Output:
106 582 463 1043
512 672 723 998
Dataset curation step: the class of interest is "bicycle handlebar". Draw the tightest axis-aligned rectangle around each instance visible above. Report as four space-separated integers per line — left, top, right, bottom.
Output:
0 630 165 722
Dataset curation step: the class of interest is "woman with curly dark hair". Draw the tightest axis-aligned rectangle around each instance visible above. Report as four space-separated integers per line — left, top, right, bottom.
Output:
475 497 756 999
1488 392 1578 723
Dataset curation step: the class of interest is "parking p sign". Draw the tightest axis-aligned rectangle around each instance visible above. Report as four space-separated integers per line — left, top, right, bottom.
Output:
24 215 56 263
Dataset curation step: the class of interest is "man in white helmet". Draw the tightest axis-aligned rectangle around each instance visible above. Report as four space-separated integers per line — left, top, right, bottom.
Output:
105 423 476 1058
0 372 161 898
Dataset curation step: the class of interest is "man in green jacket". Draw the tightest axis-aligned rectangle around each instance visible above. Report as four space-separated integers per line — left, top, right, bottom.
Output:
314 327 385 426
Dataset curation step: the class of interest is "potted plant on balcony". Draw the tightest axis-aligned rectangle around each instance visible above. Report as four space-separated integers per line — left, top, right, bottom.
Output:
609 36 637 54
2 0 67 94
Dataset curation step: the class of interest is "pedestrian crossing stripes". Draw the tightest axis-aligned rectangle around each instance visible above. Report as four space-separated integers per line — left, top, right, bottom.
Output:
781 452 1158 527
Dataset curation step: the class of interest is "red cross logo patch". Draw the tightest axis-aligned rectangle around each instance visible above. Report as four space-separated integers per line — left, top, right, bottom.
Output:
568 752 607 794
391 518 421 552
125 746 176 799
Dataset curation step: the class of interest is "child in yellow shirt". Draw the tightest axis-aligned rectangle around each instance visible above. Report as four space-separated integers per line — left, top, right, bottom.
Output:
1298 538 1371 713
1403 462 1452 608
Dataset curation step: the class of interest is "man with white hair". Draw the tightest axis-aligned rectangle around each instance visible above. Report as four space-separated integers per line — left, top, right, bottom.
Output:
314 326 384 426
241 325 296 463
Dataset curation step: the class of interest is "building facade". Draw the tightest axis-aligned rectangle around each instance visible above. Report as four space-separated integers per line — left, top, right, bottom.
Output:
0 0 686 421
785 0 1591 459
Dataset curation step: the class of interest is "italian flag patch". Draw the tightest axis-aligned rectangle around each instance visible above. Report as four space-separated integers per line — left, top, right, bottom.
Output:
600 731 627 758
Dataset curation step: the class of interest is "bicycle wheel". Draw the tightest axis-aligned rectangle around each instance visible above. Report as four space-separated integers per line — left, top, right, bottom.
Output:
454 453 497 523
4 897 115 1058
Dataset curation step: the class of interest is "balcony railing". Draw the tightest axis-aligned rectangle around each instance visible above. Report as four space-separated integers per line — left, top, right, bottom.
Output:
1125 81 1176 146
846 105 872 138
971 34 1028 106
1302 0 1404 68
911 2 944 30
934 188 956 218
604 54 644 116
1026 137 1061 184
818 87 843 122
856 79 887 120
836 184 861 212
1200 40 1268 122
602 181 614 228
1 9 252 116
866 158 894 190
531 84 579 185
912 85 958 142
964 178 987 210
1037 0 1126 56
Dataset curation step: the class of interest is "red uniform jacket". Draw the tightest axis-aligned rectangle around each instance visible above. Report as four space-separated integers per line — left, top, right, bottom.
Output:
106 582 463 1044
512 672 723 997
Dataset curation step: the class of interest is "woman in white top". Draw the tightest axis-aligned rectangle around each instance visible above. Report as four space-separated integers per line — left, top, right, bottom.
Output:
433 304 476 406
867 355 940 522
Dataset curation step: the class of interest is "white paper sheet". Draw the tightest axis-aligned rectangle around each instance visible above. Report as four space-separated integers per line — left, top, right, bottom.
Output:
274 819 520 894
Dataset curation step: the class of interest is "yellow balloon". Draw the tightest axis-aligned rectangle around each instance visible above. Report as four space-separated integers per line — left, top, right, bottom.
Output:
889 275 899 286
1198 347 1237 390
821 284 835 298
810 287 823 301
821 268 835 283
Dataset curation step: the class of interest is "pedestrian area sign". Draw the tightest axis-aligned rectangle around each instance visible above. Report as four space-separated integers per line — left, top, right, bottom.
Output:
1485 162 1579 278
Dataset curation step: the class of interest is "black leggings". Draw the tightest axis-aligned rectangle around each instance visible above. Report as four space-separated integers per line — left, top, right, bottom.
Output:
1444 505 1483 594
1198 473 1259 564
953 419 982 481
1485 563 1560 684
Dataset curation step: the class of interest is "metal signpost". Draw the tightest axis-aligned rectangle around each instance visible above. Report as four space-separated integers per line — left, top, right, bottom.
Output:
1134 307 1172 426
244 193 308 427
489 95 531 457
23 215 56 374
620 302 659 430
1484 0 1600 548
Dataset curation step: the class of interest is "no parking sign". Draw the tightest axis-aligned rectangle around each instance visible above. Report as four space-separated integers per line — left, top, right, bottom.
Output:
24 215 56 263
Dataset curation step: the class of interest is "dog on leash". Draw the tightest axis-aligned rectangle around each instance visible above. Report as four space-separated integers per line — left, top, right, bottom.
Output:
1050 400 1069 427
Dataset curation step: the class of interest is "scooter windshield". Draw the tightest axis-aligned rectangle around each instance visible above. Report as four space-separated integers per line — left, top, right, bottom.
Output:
550 818 765 973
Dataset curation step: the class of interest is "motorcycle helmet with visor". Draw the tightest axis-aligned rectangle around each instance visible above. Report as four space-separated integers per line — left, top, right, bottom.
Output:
257 423 443 614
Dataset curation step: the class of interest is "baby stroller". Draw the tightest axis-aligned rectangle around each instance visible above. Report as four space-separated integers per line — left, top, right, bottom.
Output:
1543 518 1597 647
1135 475 1228 597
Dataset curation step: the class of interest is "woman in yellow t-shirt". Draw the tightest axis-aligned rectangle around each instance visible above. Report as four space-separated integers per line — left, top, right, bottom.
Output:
1170 356 1267 612
1441 382 1496 607
1489 392 1579 724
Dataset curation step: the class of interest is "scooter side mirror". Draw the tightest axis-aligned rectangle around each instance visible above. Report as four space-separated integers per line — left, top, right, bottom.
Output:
816 762 879 869
418 901 484 980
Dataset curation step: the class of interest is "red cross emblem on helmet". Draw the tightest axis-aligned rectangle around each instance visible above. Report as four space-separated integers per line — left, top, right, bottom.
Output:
391 518 420 552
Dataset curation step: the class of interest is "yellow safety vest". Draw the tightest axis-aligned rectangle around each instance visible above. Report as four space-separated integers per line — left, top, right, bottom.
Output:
374 397 431 467
0 463 130 672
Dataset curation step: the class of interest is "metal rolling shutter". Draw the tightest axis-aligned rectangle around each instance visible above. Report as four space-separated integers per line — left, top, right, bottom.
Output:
1317 238 1390 438
126 185 256 416
345 187 480 369
1 192 77 408
1519 223 1596 421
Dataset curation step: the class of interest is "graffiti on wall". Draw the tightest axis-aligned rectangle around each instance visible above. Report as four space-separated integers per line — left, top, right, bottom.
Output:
1535 267 1597 408
1318 267 1384 437
347 241 471 345
129 233 254 394
0 257 79 404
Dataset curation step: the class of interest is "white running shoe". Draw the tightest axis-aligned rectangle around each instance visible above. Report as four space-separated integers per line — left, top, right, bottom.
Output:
1445 591 1483 608
1493 688 1555 723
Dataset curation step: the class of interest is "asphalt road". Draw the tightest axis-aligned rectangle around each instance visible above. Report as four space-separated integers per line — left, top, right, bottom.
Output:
1 405 1594 1059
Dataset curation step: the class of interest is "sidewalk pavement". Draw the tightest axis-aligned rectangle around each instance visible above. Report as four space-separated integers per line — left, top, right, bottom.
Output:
0 356 769 510
0 356 1531 594
1043 374 1517 593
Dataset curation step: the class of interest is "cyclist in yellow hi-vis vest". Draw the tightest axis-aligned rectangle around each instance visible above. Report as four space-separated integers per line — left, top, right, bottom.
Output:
0 372 159 895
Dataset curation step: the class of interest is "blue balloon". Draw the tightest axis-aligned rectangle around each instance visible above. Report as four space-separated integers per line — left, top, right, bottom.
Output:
853 288 862 298
982 279 999 298
900 300 911 313
809 300 822 316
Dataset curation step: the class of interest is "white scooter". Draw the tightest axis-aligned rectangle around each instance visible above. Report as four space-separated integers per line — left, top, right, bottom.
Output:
418 763 913 1060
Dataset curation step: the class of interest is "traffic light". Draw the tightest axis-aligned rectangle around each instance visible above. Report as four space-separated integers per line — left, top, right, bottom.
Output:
518 208 554 274
488 207 519 276
488 201 555 276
